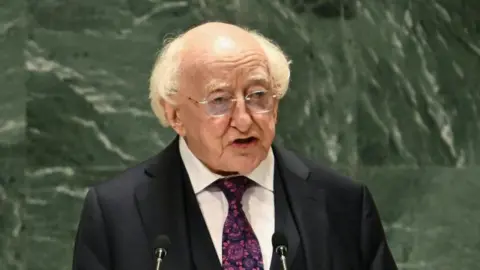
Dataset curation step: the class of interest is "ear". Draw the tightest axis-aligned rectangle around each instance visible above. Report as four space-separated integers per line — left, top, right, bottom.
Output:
162 99 186 136
272 100 279 123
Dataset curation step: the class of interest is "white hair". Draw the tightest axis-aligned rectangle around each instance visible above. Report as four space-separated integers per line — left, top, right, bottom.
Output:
148 28 292 127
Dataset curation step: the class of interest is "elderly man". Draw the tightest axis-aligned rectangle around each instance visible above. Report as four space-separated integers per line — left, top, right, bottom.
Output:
72 22 397 270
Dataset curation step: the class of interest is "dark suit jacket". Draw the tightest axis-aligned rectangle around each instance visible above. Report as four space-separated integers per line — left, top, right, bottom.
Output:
72 137 397 270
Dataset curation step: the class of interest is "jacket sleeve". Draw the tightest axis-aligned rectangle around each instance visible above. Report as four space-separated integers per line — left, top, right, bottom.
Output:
72 188 111 270
360 185 398 270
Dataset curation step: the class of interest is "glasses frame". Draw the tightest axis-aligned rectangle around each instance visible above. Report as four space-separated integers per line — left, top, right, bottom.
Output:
184 90 279 117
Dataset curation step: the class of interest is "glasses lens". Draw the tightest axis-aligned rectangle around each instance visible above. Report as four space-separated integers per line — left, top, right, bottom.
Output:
206 93 233 116
246 91 274 112
204 91 275 116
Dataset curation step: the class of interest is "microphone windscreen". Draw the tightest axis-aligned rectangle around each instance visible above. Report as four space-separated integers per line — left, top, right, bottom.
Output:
271 231 288 249
154 235 171 250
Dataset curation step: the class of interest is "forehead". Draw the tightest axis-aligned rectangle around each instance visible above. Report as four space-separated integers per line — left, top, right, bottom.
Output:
181 49 270 94
178 32 271 92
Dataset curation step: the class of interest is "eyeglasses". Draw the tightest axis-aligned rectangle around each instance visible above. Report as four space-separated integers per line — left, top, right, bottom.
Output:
185 90 278 117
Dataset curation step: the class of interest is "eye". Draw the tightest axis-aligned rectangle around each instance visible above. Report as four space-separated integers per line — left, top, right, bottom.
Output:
248 90 267 100
207 92 232 105
211 96 229 104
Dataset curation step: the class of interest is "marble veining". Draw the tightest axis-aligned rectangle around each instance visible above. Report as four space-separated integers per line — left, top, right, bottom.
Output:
0 0 479 269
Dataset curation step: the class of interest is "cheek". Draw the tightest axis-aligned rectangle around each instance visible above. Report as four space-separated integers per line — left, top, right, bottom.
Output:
255 115 276 135
200 117 230 141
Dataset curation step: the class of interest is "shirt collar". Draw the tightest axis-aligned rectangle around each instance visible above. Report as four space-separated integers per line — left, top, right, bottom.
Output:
179 136 274 194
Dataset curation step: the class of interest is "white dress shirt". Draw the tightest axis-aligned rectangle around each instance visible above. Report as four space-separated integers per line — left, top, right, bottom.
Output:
179 137 275 269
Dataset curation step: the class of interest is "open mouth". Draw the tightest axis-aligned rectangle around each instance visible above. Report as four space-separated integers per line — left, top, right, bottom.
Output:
232 136 258 147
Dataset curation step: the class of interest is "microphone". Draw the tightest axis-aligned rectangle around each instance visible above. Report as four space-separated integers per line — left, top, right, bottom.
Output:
153 235 171 270
272 232 289 270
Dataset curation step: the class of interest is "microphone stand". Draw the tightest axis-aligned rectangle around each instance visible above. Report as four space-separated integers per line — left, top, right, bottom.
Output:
276 246 288 270
155 249 167 270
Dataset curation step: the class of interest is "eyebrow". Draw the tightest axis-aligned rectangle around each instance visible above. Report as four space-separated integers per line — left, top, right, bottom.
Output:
245 74 271 88
203 74 271 94
204 80 231 93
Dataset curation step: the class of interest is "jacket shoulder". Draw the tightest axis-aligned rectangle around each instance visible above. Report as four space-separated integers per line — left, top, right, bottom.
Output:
277 147 363 191
90 154 159 201
303 156 362 191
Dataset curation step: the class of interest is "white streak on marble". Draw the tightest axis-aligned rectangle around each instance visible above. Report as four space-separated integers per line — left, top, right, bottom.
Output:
391 62 402 75
269 1 297 20
25 197 48 206
26 167 75 178
404 81 418 106
83 29 103 37
84 68 128 87
346 113 353 124
322 132 339 163
0 17 22 36
70 116 137 161
392 32 405 58
109 108 155 118
91 104 117 113
360 92 389 134
26 40 45 54
436 33 448 49
25 55 84 80
370 78 380 89
414 25 428 47
386 222 419 233
361 7 375 24
455 150 466 168
421 60 439 95
434 3 452 23
392 32 403 50
413 112 429 132
133 1 188 26
0 120 25 134
452 61 464 79
12 201 22 237
404 10 413 28
151 132 167 148
303 100 311 117
467 42 480 57
367 48 379 64
419 82 458 161
54 185 88 199
83 93 124 114
32 235 59 243
440 124 458 160
391 124 414 160
385 11 398 28
397 261 429 269
26 43 135 118
71 86 127 115
28 127 54 140
70 85 96 95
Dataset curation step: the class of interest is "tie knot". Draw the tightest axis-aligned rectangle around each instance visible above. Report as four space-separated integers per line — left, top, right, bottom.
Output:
214 176 251 205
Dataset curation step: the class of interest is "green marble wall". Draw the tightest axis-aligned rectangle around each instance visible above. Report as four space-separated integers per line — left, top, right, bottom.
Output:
1 0 479 269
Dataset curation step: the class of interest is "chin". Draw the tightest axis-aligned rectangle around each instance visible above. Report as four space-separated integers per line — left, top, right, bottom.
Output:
224 155 264 175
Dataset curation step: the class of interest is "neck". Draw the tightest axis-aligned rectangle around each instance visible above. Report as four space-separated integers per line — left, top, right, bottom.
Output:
183 135 240 176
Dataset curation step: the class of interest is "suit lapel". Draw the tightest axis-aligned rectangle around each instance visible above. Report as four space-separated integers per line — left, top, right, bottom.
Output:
135 136 222 270
273 146 330 270
271 164 300 270
134 137 192 270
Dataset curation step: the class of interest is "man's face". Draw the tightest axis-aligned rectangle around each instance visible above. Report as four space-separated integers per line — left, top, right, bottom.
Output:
169 35 278 175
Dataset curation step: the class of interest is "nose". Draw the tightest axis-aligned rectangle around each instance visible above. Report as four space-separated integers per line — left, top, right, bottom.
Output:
230 97 253 132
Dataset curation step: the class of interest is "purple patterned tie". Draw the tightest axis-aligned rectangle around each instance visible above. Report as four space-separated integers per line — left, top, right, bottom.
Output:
215 176 264 270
